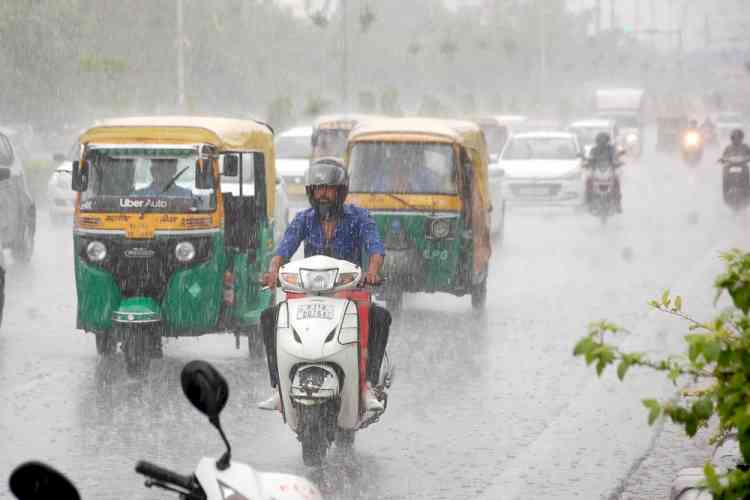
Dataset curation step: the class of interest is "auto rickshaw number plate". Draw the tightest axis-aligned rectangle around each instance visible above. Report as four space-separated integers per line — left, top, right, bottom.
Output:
127 221 155 239
296 303 335 321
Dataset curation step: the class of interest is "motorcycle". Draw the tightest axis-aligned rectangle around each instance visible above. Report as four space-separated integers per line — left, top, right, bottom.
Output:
681 129 704 166
720 154 750 212
585 156 622 224
273 254 393 466
8 360 323 500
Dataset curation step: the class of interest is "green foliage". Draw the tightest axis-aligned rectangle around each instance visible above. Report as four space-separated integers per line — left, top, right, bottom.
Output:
573 250 750 497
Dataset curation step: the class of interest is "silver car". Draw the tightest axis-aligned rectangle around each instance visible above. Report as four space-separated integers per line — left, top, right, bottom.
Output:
0 128 35 262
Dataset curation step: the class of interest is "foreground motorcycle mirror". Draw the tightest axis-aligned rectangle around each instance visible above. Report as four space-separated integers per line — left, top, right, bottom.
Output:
181 360 232 470
0 167 10 182
9 462 80 500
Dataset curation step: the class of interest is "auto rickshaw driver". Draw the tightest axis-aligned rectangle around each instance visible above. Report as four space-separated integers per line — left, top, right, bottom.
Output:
258 158 390 413
136 158 193 197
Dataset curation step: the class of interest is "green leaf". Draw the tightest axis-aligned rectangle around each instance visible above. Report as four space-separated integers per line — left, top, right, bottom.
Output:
643 399 661 425
573 337 593 357
692 398 714 420
673 295 683 312
617 360 630 381
704 462 721 492
596 358 607 376
661 289 671 307
685 417 698 437
703 340 721 364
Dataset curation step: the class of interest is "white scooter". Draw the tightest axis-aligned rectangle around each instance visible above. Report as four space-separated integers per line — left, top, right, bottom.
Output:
8 360 322 500
274 255 393 466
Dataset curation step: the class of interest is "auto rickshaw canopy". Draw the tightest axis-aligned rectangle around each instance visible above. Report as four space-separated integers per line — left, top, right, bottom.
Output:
79 116 276 217
348 117 491 274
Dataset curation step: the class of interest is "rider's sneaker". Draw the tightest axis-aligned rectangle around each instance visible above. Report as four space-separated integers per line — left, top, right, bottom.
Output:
365 384 384 412
257 391 280 411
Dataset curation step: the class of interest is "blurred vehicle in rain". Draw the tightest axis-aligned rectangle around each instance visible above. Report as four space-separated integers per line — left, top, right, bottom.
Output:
720 152 750 212
221 153 289 243
681 122 705 167
47 145 78 223
0 128 36 263
347 118 493 312
568 118 619 157
275 125 312 201
655 94 691 152
498 131 585 208
0 239 4 328
714 111 746 143
583 145 624 224
311 114 379 162
594 88 645 157
469 116 511 164
72 117 279 376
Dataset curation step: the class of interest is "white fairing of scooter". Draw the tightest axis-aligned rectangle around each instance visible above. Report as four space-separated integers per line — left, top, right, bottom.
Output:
276 255 364 432
195 457 322 500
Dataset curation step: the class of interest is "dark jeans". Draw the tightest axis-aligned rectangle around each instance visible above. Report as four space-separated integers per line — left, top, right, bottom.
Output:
262 302 391 388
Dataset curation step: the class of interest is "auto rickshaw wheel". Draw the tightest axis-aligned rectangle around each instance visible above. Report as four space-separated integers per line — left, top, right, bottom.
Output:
122 327 151 377
94 331 116 356
471 277 487 310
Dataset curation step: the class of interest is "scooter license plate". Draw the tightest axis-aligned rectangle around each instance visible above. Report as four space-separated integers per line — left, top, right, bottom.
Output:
296 303 335 320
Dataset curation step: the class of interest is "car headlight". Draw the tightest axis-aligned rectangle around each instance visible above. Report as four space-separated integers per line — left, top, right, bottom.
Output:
430 219 451 239
300 269 338 292
175 241 196 262
86 241 107 262
626 133 638 143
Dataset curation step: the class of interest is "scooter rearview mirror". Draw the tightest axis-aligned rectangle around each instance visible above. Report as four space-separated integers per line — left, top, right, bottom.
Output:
9 462 80 500
181 360 229 421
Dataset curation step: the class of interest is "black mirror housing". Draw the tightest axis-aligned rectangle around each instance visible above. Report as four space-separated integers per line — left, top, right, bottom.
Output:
195 159 214 190
71 160 89 192
0 167 10 182
181 360 229 420
223 154 239 177
10 462 81 500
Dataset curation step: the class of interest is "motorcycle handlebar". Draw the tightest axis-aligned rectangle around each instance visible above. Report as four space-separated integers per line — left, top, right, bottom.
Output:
135 460 196 492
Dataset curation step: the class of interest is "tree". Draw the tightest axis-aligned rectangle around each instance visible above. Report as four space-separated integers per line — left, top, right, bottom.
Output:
574 249 750 499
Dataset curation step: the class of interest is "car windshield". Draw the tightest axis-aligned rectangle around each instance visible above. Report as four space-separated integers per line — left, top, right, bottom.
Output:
312 128 349 159
503 137 578 160
80 147 215 213
349 142 457 194
275 135 311 159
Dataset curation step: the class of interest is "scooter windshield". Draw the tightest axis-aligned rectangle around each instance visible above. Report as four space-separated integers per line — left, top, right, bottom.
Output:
79 147 216 213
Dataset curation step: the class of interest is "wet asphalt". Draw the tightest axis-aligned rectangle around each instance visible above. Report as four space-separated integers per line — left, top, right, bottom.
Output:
0 143 748 499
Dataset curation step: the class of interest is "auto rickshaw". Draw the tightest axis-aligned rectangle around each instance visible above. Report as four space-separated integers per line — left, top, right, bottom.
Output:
72 116 277 375
311 114 377 162
468 116 510 164
346 118 492 312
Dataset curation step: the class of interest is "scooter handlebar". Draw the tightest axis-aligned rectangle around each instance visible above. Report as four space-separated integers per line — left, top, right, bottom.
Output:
135 460 197 492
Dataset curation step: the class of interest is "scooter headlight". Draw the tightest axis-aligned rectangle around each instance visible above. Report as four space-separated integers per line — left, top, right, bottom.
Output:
175 241 196 262
684 132 701 147
86 241 107 262
626 133 638 144
300 269 338 292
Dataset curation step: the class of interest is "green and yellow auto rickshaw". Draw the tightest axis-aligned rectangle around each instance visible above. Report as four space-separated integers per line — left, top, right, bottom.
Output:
346 118 492 311
72 116 278 375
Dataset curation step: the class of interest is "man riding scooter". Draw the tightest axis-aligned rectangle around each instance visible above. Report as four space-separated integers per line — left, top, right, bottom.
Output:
585 132 623 213
258 158 390 412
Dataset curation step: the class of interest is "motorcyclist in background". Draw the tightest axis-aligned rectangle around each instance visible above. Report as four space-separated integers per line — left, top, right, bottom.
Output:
257 158 391 413
584 132 623 213
721 129 750 159
700 116 717 146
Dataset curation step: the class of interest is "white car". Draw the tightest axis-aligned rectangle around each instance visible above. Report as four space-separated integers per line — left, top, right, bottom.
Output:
220 155 289 245
274 126 312 202
0 128 36 262
497 131 586 207
47 146 78 223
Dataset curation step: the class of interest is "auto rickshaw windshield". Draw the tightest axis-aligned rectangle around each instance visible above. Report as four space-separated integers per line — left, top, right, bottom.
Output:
80 147 216 213
348 142 457 194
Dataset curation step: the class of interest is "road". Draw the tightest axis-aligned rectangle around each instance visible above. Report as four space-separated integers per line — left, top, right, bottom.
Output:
0 144 748 499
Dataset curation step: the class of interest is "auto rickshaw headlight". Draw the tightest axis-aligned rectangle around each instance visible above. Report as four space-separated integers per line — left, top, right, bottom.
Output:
86 241 107 262
175 241 196 263
430 219 451 239
626 133 638 143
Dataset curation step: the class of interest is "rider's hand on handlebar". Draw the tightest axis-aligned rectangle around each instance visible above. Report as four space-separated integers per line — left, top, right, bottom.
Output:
261 271 278 289
361 271 382 286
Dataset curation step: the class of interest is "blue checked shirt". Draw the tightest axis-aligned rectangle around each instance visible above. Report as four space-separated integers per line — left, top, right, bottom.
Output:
275 204 385 265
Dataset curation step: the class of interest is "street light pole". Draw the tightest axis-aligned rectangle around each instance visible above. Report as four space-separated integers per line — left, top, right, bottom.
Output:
176 0 186 111
341 0 349 111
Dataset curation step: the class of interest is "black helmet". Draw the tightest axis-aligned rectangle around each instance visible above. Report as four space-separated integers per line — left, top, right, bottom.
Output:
305 157 348 220
731 129 744 145
595 132 610 147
